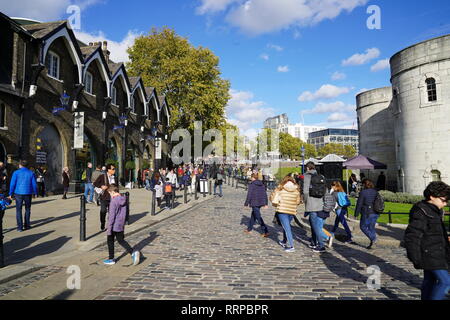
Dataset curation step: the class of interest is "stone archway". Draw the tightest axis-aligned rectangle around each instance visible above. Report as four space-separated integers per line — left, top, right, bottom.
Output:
0 141 6 164
36 125 65 193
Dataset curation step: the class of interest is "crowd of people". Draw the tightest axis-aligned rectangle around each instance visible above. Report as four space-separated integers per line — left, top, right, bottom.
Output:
0 158 448 300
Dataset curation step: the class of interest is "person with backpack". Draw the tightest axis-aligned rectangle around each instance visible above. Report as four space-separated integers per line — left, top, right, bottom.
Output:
214 168 224 197
163 177 174 210
355 179 381 249
404 181 450 300
103 184 141 266
331 181 354 244
244 173 269 237
93 164 117 232
270 175 301 252
303 162 328 253
91 165 103 206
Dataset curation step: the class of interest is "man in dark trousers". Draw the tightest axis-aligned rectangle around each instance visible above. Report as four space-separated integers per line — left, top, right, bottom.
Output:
244 173 269 237
8 160 38 232
404 181 450 300
376 171 386 190
0 162 8 194
93 164 116 232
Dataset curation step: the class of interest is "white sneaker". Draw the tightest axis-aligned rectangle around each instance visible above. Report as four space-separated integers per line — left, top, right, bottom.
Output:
132 251 140 266
327 234 334 248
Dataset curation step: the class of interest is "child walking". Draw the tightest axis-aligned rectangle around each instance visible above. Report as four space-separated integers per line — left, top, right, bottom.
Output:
103 185 140 266
164 177 173 209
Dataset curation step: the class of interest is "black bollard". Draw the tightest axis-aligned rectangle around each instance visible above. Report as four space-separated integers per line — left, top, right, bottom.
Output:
195 183 198 200
80 195 86 242
171 189 175 209
209 180 212 195
236 177 238 189
125 192 130 225
151 188 156 216
0 210 4 268
184 185 187 204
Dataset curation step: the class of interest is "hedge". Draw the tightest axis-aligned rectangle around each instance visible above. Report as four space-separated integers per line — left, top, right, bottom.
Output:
379 190 424 204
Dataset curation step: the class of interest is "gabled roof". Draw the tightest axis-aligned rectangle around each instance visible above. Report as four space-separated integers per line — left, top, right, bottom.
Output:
145 87 156 98
320 154 346 163
80 45 99 59
108 62 122 77
128 76 140 89
0 12 34 38
23 20 66 39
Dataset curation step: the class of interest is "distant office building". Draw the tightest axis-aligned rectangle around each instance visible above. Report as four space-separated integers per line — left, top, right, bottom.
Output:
308 129 359 153
263 114 289 133
287 124 326 142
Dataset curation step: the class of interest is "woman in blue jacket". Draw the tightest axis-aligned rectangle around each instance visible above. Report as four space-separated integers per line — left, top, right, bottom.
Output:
355 179 379 249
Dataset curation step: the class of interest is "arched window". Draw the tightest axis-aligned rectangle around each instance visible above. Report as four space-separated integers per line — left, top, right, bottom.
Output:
0 103 5 128
85 71 94 95
425 78 437 102
431 170 441 182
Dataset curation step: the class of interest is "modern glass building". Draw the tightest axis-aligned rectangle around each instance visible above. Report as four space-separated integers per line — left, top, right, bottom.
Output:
308 128 359 153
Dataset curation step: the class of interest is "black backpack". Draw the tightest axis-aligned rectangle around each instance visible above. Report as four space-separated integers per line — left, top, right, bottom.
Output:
309 173 326 198
373 192 385 214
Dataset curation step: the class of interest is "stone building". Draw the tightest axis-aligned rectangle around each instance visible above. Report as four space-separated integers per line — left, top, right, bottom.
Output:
357 34 450 195
0 13 171 193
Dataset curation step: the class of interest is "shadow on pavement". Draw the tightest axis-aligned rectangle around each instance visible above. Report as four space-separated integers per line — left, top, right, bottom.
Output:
5 235 71 265
128 212 149 225
51 289 76 300
320 242 422 296
114 231 159 263
31 211 80 230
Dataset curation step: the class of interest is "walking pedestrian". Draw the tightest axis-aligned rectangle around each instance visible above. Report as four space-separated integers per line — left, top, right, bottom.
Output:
153 172 163 209
62 167 70 200
214 168 224 197
270 175 301 252
244 173 269 237
93 164 116 232
91 165 103 206
35 166 47 197
303 162 329 253
103 184 141 266
330 181 354 243
163 177 173 209
404 181 450 300
190 172 196 195
0 162 8 194
376 171 386 191
8 160 38 232
355 179 380 249
82 162 95 203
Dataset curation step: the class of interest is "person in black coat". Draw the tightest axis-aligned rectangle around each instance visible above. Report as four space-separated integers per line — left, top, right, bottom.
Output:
355 179 379 249
404 181 450 300
244 173 269 237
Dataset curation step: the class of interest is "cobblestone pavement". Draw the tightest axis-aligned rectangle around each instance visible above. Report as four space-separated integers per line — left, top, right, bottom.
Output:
96 185 425 300
0 266 64 297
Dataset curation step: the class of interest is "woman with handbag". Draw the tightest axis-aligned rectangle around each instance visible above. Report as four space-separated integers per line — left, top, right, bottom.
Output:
62 167 70 199
271 176 301 253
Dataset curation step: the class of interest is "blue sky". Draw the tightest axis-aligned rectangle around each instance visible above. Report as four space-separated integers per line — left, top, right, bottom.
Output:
2 0 450 138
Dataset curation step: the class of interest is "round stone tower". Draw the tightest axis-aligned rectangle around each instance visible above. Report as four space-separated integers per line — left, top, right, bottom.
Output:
390 34 450 195
356 87 396 191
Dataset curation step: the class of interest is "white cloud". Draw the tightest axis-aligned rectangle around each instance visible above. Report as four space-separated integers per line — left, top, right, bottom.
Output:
342 48 380 66
331 71 346 81
197 0 369 35
277 65 290 73
371 58 390 72
268 44 284 52
327 112 353 122
1 0 102 21
298 84 352 102
196 0 240 15
260 53 269 61
75 30 142 63
303 101 355 114
226 89 275 132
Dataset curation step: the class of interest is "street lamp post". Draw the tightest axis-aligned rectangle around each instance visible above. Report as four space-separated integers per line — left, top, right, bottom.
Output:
301 145 305 175
151 121 161 216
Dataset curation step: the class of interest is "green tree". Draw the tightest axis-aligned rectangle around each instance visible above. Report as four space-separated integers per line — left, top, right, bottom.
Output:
317 143 357 158
127 27 230 132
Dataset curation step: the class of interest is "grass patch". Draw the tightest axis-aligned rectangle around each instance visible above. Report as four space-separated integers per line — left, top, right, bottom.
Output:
275 167 302 181
347 198 450 225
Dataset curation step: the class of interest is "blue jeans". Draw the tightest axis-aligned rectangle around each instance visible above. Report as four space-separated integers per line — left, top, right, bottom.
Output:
278 213 294 248
214 183 223 196
84 182 94 202
332 208 352 239
360 213 379 242
309 212 329 249
15 194 32 230
247 207 268 234
421 270 450 300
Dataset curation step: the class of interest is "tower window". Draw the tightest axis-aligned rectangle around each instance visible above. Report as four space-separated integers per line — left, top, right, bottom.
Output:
45 51 60 79
431 170 441 182
85 72 93 94
425 78 437 102
0 103 5 127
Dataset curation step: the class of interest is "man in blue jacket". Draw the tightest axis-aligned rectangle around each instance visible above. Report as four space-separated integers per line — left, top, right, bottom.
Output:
8 160 38 232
